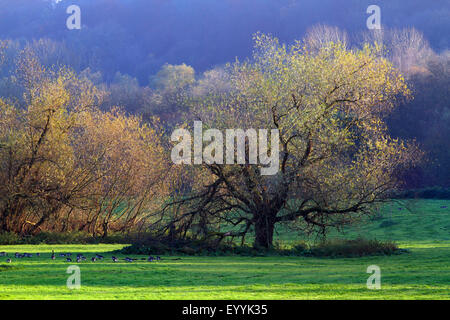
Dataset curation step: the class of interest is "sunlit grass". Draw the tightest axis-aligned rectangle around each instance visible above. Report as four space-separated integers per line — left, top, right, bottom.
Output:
0 200 449 299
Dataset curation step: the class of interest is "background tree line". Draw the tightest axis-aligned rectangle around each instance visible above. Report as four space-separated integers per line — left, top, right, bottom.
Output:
2 23 446 187
0 0 448 83
0 2 448 246
1 28 428 248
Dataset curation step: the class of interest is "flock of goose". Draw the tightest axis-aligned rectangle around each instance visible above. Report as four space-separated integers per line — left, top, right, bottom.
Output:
0 251 161 264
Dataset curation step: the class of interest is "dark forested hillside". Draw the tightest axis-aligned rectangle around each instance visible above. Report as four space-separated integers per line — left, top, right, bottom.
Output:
0 0 448 82
0 0 449 188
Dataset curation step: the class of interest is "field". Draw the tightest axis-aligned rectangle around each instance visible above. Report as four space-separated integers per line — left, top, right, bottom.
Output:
0 199 449 300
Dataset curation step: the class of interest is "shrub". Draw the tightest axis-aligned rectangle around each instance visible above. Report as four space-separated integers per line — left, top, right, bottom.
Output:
305 238 402 258
292 242 308 254
0 232 21 245
118 237 405 258
0 231 146 245
119 237 229 256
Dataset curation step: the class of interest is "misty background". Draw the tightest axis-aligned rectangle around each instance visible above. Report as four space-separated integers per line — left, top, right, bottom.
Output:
0 0 449 188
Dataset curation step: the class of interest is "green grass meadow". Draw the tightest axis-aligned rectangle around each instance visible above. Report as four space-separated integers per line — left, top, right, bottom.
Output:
0 200 449 300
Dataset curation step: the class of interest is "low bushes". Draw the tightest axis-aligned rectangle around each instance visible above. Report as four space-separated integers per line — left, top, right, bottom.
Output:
305 238 406 257
118 237 407 258
0 231 142 245
0 232 21 245
0 231 407 258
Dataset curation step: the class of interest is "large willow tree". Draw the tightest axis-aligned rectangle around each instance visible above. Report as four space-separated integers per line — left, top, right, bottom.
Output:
161 34 421 248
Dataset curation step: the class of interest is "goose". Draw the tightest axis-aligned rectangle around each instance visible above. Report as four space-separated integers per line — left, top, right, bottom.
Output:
112 256 118 263
6 258 11 263
66 258 72 262
59 253 66 257
91 257 97 262
148 256 154 262
124 257 133 262
76 256 82 263
95 254 104 260
36 253 40 257
0 252 6 257
156 256 161 261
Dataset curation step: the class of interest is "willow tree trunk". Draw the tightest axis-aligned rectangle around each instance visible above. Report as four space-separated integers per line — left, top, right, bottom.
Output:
253 213 276 249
